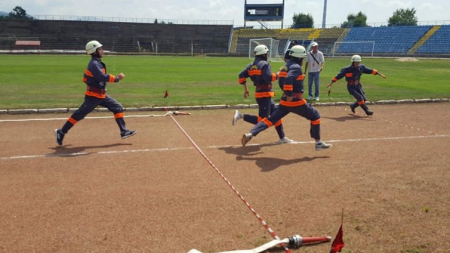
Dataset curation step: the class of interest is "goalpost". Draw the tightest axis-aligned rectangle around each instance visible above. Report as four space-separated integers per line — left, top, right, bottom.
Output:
249 38 283 62
332 41 375 58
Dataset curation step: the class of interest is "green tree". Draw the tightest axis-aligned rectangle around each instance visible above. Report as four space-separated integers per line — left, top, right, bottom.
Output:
291 13 314 28
340 11 367 28
388 8 418 26
1 6 33 20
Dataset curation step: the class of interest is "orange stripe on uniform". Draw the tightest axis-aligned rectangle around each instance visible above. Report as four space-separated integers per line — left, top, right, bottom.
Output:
248 69 261 76
357 100 365 105
85 91 106 99
278 71 287 78
108 74 116 83
274 119 283 127
239 78 247 84
310 119 321 125
254 91 275 98
262 118 273 127
346 73 353 77
85 69 93 77
280 99 306 107
283 84 293 91
257 116 262 123
68 117 78 125
372 69 377 75
114 113 124 119
296 74 305 81
332 77 338 82
271 73 277 82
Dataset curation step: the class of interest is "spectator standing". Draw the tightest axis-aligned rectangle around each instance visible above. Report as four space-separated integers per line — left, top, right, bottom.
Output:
305 42 325 101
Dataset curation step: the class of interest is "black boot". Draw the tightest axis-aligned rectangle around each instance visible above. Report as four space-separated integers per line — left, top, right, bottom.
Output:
361 104 373 116
350 102 359 114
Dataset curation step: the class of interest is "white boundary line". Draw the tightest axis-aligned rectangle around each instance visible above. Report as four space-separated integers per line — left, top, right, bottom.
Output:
0 114 169 123
1 134 449 161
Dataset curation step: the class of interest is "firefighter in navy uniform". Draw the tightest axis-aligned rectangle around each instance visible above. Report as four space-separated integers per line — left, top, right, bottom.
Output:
233 44 293 144
241 45 332 151
55 40 136 145
327 55 386 116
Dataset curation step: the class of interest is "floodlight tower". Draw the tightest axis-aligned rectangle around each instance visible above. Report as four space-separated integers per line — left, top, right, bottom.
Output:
322 0 327 28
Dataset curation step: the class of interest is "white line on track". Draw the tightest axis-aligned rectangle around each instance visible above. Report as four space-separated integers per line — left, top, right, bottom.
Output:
0 114 168 123
1 134 449 161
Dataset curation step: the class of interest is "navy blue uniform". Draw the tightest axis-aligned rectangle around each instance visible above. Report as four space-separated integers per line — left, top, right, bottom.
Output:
238 56 286 139
330 64 381 114
60 56 129 135
249 58 322 140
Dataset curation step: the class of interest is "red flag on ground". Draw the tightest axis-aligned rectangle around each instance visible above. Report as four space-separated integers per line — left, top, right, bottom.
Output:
164 90 169 98
330 224 345 253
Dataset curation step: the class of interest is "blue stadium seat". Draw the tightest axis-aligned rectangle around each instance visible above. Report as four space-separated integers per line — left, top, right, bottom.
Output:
337 26 433 54
417 25 450 54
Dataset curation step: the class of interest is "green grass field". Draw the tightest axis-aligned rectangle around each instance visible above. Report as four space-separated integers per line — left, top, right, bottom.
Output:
1 54 449 109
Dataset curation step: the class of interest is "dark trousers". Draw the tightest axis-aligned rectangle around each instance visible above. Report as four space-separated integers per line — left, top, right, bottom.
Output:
348 84 371 111
250 102 321 140
347 84 367 103
61 95 127 133
243 97 285 139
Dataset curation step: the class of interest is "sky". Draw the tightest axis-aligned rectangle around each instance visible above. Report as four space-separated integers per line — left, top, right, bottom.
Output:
1 0 450 28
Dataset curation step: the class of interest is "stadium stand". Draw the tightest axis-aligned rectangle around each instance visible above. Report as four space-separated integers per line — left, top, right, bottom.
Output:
0 20 233 54
416 25 450 54
231 28 346 56
1 18 449 57
335 26 433 55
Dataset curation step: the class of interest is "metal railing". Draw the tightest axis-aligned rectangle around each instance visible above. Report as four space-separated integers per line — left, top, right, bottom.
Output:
237 20 450 29
32 15 234 26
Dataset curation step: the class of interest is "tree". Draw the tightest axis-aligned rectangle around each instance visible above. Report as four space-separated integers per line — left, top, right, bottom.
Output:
291 13 314 29
340 11 367 28
0 6 33 20
388 8 418 26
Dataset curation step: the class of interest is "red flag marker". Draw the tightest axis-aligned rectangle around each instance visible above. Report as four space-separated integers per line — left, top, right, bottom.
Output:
164 90 169 98
330 210 345 253
330 224 344 253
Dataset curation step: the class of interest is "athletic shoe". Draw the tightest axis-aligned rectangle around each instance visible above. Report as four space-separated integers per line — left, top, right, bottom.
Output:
232 110 242 126
350 105 356 114
315 141 332 151
55 129 65 146
315 97 319 101
241 133 252 147
121 130 137 139
366 110 373 116
277 137 295 144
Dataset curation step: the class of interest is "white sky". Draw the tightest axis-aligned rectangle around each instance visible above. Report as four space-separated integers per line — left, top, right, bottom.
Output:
1 0 449 28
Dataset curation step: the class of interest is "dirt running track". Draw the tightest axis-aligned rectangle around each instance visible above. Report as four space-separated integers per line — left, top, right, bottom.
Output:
1 102 450 253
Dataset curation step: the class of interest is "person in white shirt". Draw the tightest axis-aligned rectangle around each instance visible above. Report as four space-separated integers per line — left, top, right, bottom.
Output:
305 42 325 101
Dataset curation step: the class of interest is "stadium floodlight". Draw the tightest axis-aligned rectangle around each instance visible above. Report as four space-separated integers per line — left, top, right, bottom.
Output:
249 38 283 62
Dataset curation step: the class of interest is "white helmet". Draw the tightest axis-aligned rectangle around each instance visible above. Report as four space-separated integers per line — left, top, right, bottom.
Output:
351 55 362 62
86 40 103 55
289 45 307 58
311 42 319 47
254 45 269 55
